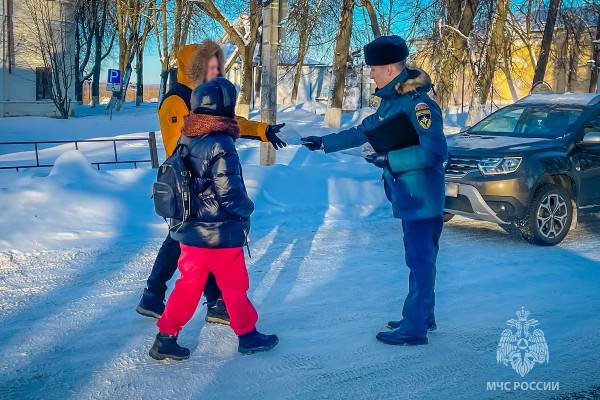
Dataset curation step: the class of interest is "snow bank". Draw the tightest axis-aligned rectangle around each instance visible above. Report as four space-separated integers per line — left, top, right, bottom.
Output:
0 150 158 251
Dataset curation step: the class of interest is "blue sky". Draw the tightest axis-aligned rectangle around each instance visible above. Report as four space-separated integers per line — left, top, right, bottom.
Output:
100 3 416 85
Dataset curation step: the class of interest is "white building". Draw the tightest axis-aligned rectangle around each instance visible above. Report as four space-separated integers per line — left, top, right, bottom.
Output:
1 0 76 118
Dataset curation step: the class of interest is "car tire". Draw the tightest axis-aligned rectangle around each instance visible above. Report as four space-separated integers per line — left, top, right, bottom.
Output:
443 212 455 223
518 184 573 246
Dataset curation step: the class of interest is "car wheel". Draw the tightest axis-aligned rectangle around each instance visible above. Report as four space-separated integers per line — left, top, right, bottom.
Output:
519 184 573 246
443 212 455 223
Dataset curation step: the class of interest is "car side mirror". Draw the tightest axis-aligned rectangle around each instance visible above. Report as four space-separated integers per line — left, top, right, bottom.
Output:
579 131 600 147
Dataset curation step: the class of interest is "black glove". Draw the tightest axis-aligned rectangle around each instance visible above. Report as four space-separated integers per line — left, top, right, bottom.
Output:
266 123 287 150
364 152 389 169
300 136 323 151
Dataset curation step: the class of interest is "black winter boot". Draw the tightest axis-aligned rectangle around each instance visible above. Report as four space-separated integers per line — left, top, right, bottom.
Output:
149 333 190 361
387 319 437 332
238 329 279 354
376 330 428 346
136 289 165 319
205 299 230 325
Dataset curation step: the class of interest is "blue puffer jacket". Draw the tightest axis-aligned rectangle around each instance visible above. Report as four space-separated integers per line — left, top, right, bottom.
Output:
322 67 448 220
170 115 254 248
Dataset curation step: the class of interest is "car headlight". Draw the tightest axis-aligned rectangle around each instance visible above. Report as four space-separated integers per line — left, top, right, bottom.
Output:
478 157 522 175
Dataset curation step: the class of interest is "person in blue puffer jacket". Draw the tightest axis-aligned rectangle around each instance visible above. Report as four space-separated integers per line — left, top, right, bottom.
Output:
302 35 447 346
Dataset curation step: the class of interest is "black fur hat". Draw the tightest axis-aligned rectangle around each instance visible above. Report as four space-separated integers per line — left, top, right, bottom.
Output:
363 35 409 66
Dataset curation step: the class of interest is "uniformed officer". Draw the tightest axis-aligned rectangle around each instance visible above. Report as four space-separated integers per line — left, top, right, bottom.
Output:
301 35 447 345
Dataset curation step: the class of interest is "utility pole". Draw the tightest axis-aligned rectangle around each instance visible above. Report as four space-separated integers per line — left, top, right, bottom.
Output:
259 0 287 166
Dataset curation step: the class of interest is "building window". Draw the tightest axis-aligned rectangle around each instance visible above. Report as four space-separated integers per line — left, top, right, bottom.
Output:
36 67 52 100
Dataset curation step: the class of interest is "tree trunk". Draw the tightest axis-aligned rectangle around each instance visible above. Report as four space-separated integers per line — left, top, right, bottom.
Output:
435 0 480 111
91 30 103 106
325 0 354 128
75 78 84 104
291 13 309 104
531 0 562 88
361 0 381 38
501 35 518 101
589 10 600 93
159 70 169 102
466 0 509 126
136 46 144 106
74 21 83 104
238 45 254 118
254 65 262 104
169 67 178 89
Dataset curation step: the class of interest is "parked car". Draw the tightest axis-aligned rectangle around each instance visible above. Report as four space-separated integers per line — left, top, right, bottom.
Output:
444 93 600 245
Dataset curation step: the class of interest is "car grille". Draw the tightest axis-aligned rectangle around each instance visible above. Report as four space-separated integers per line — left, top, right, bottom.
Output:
445 156 481 177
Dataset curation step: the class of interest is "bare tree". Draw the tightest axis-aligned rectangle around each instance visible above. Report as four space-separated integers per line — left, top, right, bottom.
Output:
24 0 75 118
91 0 116 106
74 0 95 104
135 4 154 106
74 0 115 105
111 0 154 110
434 0 481 110
532 0 563 88
466 0 510 125
586 0 600 93
360 0 382 38
287 0 326 104
154 0 194 98
325 0 354 128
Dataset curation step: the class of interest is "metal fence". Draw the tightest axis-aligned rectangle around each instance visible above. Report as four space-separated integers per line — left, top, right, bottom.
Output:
0 132 160 171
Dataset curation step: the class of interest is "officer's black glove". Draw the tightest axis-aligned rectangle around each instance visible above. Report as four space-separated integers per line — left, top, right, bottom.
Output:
266 123 287 150
300 136 324 151
364 152 389 169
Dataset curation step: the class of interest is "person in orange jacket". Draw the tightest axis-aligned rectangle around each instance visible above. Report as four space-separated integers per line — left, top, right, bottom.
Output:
159 41 286 157
136 40 286 323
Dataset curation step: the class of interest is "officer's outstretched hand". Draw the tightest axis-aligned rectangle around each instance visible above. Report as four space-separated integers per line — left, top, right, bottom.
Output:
266 123 287 150
364 152 389 169
301 136 324 151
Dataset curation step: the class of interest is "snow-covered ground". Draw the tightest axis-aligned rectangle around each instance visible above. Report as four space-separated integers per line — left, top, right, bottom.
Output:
0 104 599 400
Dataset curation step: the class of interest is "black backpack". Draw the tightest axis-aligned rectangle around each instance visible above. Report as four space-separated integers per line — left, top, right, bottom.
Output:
152 144 195 230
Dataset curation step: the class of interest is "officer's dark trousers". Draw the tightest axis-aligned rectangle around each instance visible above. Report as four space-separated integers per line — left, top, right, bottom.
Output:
146 233 222 302
399 215 443 337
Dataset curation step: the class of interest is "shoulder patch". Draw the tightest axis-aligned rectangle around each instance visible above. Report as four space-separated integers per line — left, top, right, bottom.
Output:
415 102 430 111
171 116 178 123
415 102 432 129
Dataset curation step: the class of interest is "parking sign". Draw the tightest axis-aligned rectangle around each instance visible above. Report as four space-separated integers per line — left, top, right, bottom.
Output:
106 69 122 92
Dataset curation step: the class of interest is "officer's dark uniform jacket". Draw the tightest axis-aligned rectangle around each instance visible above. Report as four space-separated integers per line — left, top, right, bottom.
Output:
322 68 448 220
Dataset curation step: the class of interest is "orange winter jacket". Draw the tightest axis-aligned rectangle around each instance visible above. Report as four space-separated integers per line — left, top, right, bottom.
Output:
158 43 269 157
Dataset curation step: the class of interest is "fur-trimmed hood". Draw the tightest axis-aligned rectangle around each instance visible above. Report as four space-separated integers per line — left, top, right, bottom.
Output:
394 67 432 95
176 40 226 89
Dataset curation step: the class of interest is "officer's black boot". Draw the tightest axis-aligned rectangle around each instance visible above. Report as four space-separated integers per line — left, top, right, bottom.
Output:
136 289 165 319
238 329 279 354
205 299 230 325
149 333 190 361
387 319 437 332
376 329 428 346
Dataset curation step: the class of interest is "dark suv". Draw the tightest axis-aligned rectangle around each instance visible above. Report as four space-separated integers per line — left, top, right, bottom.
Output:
444 93 600 245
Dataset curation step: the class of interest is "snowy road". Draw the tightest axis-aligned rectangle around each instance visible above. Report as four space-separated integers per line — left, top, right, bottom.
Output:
1 198 599 399
1 106 599 399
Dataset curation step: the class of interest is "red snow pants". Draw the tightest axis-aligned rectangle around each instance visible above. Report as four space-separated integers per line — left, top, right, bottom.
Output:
157 244 258 336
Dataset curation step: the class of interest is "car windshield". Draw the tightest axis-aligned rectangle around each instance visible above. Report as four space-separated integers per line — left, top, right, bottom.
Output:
469 105 584 138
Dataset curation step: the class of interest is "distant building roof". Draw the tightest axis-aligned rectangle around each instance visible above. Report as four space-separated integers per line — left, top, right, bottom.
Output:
517 93 600 106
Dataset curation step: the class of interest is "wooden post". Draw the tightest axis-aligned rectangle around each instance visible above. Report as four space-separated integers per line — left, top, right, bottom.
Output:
149 131 159 168
259 0 280 166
